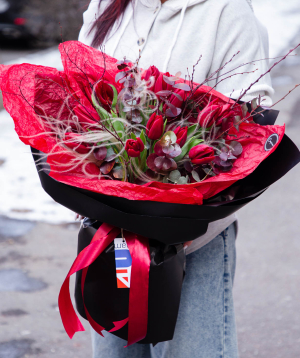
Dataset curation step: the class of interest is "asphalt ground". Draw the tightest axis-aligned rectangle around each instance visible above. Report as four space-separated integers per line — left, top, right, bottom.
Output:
0 46 300 358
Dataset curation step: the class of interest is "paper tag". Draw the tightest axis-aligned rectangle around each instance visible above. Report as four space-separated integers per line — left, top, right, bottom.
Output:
114 238 132 288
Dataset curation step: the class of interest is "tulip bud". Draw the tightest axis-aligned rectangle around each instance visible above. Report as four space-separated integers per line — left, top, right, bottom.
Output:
142 66 160 91
125 138 145 158
197 104 221 128
94 80 115 111
174 126 188 147
153 72 174 94
189 144 215 165
146 113 164 140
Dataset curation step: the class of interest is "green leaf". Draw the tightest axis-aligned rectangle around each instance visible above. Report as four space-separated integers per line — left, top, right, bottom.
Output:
92 91 110 120
151 140 158 154
112 165 125 180
117 101 126 119
111 119 125 139
191 170 201 182
111 110 118 118
122 149 129 161
187 124 199 138
177 176 188 184
106 147 115 161
136 131 147 170
139 111 148 126
140 149 147 171
174 137 203 162
109 84 118 109
140 129 146 145
203 167 214 176
163 119 168 133
161 131 177 146
131 132 137 140
169 170 181 182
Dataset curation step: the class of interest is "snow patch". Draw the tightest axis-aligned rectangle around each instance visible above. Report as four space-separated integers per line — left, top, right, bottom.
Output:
5 47 63 70
0 110 75 223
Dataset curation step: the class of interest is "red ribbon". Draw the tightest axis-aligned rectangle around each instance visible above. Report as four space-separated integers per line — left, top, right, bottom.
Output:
58 223 151 346
125 231 150 346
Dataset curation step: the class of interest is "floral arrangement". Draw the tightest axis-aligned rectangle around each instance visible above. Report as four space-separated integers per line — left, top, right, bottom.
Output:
1 41 295 204
1 41 300 347
35 51 255 185
94 59 250 185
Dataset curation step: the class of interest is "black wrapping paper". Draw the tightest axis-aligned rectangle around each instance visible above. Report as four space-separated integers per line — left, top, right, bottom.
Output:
31 128 300 244
29 106 300 345
75 220 186 344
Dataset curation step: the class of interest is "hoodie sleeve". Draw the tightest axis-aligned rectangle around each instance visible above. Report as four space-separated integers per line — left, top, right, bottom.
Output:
207 0 274 106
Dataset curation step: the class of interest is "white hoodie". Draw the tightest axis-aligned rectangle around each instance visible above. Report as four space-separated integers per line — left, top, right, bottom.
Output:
79 0 273 103
79 0 274 253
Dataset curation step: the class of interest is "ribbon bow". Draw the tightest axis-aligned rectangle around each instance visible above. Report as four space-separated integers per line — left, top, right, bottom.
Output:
58 223 151 346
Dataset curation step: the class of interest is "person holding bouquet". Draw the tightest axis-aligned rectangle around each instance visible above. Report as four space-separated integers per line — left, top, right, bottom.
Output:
77 0 273 357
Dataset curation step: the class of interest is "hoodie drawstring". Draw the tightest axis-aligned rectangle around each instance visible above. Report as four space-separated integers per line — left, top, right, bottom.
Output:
111 0 190 71
162 0 190 72
111 3 135 57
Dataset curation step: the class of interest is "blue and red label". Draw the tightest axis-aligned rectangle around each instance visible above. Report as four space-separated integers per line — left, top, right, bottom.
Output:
114 238 132 288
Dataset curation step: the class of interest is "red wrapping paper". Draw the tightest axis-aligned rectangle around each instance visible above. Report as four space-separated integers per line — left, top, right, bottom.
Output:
0 41 285 205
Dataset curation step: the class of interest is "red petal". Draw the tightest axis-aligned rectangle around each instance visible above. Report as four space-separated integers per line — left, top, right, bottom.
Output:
191 156 215 165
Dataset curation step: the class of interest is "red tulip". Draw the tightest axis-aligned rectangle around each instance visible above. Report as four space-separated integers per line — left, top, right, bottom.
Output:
170 90 184 106
153 72 174 94
146 113 164 140
197 99 243 131
125 138 145 157
174 126 188 147
142 66 160 91
216 104 244 131
94 80 115 111
197 99 222 128
189 144 215 165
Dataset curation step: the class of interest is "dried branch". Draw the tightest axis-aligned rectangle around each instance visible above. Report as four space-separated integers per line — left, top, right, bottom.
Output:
232 43 300 108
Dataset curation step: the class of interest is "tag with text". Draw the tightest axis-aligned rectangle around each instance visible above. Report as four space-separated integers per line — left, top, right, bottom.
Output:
114 238 132 288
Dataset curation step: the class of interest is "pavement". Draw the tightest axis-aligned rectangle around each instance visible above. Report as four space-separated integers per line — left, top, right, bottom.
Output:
0 48 300 358
234 119 300 356
0 219 92 358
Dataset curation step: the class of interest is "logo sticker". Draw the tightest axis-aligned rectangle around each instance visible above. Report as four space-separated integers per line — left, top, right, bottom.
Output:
114 238 132 289
264 133 279 151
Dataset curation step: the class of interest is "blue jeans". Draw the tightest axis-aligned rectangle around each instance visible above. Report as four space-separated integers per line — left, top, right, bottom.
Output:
91 223 239 358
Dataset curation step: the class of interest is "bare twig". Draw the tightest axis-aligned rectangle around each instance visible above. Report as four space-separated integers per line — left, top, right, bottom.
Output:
231 43 300 108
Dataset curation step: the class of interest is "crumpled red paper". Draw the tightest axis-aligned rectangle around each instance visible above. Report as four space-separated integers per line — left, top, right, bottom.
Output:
0 41 285 206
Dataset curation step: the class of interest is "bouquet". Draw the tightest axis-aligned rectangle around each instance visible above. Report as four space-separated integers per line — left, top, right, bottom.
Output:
1 41 299 346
